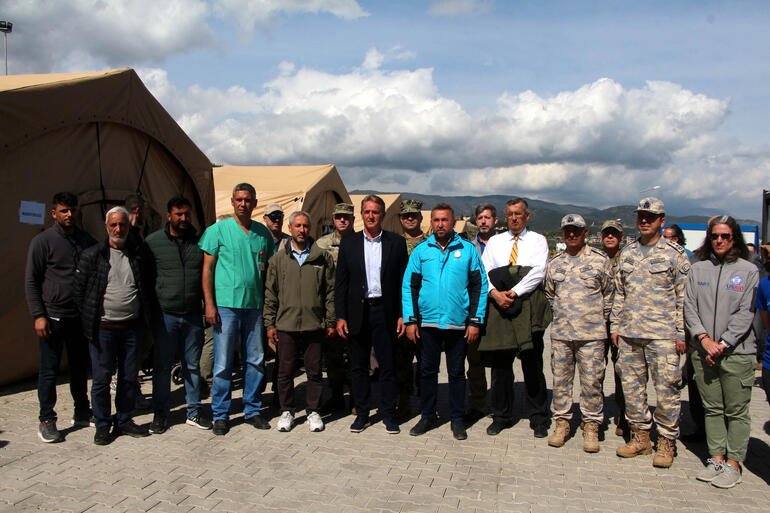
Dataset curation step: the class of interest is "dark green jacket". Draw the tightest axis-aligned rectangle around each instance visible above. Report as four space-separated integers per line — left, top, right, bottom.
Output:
145 224 203 316
264 238 336 332
479 265 552 352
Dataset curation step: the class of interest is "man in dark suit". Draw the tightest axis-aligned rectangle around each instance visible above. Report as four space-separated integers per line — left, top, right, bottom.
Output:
335 194 408 434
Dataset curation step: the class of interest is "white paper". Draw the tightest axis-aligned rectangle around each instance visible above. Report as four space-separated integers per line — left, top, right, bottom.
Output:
19 201 46 225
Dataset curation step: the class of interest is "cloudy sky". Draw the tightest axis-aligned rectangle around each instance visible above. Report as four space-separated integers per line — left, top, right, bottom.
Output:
4 0 769 218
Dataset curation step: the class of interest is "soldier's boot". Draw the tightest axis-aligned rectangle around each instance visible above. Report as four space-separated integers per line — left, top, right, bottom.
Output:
396 392 412 421
616 426 652 458
582 421 600 453
547 419 570 448
652 436 676 468
615 416 628 437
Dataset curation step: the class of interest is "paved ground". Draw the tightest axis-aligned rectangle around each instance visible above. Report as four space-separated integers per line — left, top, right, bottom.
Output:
2 332 769 513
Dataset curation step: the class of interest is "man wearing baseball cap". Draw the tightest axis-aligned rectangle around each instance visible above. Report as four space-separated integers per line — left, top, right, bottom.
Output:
545 215 613 452
263 203 290 251
610 197 690 468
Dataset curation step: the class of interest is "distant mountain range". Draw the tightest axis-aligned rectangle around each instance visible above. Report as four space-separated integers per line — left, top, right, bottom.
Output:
350 190 760 234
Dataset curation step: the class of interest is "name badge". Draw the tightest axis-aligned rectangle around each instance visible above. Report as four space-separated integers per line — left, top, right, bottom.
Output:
258 262 265 271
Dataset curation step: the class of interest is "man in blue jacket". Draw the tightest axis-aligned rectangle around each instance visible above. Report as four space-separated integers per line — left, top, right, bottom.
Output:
403 203 488 440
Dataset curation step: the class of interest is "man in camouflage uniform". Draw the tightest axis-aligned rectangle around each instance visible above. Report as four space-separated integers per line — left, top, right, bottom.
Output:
610 198 690 468
316 203 355 413
396 199 428 419
545 215 613 452
600 220 627 436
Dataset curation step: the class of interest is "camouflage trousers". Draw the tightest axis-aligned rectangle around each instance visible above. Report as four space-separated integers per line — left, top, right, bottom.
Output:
618 337 681 439
550 339 606 423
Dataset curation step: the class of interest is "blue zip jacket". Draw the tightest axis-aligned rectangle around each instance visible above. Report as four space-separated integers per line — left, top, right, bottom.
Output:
402 232 488 329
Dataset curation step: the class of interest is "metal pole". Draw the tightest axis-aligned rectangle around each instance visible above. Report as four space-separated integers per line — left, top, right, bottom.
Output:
4 32 7 75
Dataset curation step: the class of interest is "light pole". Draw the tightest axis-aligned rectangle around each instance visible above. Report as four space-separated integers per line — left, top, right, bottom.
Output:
0 21 12 75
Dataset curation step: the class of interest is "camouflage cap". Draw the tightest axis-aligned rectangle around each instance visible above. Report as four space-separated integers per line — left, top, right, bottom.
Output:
264 203 283 215
400 199 423 214
634 197 665 215
600 220 623 233
333 202 354 215
560 214 586 229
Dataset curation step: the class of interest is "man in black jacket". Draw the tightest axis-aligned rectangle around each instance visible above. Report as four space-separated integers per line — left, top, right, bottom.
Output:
25 192 96 443
145 196 211 434
335 195 408 434
74 206 153 445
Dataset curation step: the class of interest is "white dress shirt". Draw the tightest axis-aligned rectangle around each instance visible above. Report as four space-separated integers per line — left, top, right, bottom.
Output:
363 230 383 298
481 228 548 296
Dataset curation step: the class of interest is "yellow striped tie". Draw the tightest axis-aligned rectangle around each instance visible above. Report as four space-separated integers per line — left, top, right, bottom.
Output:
509 235 519 265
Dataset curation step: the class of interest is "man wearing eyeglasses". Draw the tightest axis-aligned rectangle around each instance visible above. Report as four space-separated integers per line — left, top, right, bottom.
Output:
263 203 290 251
610 197 690 468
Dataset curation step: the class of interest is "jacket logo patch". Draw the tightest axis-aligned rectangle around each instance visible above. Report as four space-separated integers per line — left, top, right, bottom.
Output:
453 250 462 259
697 281 709 287
726 274 744 292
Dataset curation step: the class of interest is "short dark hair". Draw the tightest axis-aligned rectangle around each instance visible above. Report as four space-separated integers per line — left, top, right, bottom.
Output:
167 195 192 212
665 224 686 246
693 215 749 262
232 182 256 199
475 203 496 218
124 193 145 210
431 202 454 218
52 192 78 208
505 197 528 211
360 194 385 212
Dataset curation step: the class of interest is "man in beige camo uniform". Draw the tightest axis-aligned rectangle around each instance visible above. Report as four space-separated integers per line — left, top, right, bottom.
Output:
396 199 428 418
610 197 690 468
545 215 613 452
316 203 355 413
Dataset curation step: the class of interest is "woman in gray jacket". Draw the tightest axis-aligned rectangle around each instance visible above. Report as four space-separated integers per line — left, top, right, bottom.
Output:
684 215 759 489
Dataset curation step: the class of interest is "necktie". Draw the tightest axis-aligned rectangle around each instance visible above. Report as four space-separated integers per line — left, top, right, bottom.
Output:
509 235 519 265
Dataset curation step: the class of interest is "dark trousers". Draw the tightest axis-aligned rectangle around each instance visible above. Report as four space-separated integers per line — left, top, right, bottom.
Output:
277 330 323 413
763 367 770 406
606 340 626 419
685 352 705 433
419 328 467 422
396 335 421 396
37 317 90 422
90 325 141 428
466 339 487 412
349 303 397 419
489 331 550 427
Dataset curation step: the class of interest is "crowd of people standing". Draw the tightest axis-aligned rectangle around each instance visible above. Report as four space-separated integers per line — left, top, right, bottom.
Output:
25 186 769 490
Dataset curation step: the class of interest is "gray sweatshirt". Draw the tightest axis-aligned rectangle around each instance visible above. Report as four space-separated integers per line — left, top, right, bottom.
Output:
684 256 759 355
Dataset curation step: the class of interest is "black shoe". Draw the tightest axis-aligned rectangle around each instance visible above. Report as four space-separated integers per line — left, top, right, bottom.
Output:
486 419 513 436
93 426 112 446
409 416 438 436
149 411 168 434
463 409 486 424
533 423 549 438
186 414 213 430
38 419 64 443
384 418 400 434
213 419 228 436
350 416 371 433
451 420 467 440
72 409 96 428
114 420 150 438
244 415 271 430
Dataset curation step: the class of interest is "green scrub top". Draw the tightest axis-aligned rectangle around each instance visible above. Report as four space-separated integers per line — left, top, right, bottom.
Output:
198 217 275 309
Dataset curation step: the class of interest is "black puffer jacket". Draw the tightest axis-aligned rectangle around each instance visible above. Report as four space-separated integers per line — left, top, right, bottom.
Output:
73 236 154 342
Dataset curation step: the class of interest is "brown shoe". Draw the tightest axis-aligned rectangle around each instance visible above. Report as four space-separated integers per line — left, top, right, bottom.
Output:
582 421 600 453
652 436 676 468
615 416 628 437
616 426 652 458
547 419 570 447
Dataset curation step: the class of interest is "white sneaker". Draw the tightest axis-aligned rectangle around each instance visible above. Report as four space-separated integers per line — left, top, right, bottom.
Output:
277 411 294 432
307 411 324 432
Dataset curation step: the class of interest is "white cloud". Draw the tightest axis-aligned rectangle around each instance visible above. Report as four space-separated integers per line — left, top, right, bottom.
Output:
428 0 492 17
212 0 368 31
134 54 764 219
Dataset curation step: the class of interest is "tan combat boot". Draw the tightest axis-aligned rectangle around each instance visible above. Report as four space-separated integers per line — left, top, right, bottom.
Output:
582 421 600 453
548 419 570 447
616 426 652 458
652 436 675 468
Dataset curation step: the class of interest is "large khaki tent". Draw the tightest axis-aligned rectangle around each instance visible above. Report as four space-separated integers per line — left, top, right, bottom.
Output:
350 193 402 234
213 165 350 240
0 68 214 384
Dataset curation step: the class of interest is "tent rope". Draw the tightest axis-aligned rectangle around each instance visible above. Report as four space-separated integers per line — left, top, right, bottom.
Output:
95 122 107 217
136 137 151 193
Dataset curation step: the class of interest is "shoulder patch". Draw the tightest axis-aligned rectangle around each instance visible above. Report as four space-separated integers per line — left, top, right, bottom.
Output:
679 260 691 274
665 239 686 254
590 247 608 258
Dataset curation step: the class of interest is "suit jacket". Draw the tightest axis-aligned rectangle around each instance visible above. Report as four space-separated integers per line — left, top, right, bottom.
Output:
334 230 408 336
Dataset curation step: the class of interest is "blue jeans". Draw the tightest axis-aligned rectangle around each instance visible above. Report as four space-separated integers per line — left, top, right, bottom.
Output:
152 312 204 418
90 325 141 428
211 307 265 420
419 327 467 422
